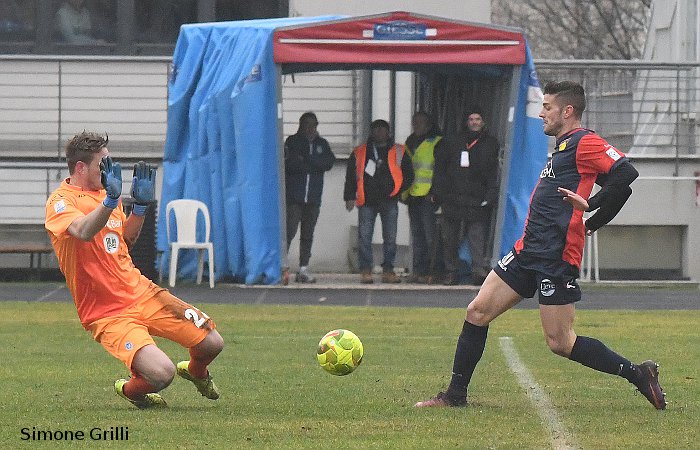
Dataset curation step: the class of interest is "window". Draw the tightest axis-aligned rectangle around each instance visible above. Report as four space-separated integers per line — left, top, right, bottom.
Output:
0 0 36 43
136 1 197 45
0 0 288 55
216 0 287 21
53 0 116 45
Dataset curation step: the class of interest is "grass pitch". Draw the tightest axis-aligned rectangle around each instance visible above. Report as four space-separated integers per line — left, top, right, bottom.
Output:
1 301 698 449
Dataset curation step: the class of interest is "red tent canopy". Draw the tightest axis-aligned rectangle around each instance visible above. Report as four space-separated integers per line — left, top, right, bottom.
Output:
273 11 526 66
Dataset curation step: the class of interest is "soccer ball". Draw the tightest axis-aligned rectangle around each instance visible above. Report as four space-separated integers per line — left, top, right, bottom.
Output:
316 329 363 376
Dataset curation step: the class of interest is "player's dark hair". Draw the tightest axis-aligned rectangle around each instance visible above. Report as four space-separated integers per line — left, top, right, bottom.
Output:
412 111 441 136
466 105 484 120
65 131 109 174
370 119 390 131
543 81 586 119
367 119 393 145
412 111 430 121
298 111 318 131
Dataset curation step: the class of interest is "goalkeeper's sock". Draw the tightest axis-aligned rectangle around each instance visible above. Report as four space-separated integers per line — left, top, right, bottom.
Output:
122 375 157 399
188 347 216 379
568 335 639 382
446 320 488 398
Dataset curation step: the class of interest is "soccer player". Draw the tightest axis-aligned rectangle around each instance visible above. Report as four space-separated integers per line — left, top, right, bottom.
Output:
415 81 666 410
45 131 224 409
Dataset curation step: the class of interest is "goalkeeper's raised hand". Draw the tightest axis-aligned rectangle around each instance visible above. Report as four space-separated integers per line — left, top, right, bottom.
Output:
130 161 156 216
100 156 122 209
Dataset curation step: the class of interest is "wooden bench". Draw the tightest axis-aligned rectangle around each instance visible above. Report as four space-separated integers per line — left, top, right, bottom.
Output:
0 243 54 279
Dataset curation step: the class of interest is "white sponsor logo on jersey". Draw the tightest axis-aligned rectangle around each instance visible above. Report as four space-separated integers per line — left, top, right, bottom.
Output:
103 232 120 254
540 159 555 178
106 219 123 229
54 200 66 214
605 145 621 161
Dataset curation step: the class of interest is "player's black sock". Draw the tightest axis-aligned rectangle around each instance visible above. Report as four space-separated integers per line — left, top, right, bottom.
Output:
446 320 488 399
568 335 639 382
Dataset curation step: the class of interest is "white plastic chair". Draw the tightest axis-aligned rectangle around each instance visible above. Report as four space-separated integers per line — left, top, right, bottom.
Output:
163 199 215 288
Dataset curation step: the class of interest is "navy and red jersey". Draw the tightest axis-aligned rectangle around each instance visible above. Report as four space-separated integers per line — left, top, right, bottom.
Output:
514 128 627 268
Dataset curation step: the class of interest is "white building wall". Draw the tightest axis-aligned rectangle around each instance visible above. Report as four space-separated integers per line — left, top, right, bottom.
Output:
6 3 698 281
284 1 492 274
289 1 491 22
0 59 168 159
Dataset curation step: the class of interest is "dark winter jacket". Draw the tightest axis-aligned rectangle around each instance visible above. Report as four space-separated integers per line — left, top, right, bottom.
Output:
284 133 335 205
343 139 414 206
432 129 499 220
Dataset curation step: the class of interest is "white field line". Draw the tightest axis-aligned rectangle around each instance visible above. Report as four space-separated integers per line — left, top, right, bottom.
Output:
36 285 65 302
254 289 267 305
499 337 580 450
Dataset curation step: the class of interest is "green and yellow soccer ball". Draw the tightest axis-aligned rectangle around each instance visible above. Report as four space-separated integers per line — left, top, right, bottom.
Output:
316 329 363 376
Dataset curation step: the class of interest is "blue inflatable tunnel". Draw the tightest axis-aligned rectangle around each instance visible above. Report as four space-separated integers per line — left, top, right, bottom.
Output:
158 11 548 284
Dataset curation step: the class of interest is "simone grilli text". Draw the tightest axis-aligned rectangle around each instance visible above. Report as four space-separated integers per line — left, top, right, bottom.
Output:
20 426 128 441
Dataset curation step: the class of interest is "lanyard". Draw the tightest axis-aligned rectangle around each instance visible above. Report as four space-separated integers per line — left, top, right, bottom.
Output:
466 138 479 150
372 145 379 160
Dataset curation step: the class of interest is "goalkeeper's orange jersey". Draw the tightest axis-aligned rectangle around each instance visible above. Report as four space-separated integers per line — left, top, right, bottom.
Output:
45 179 161 328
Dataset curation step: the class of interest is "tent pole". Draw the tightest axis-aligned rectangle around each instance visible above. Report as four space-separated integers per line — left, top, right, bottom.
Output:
491 67 522 265
276 64 289 283
390 70 396 129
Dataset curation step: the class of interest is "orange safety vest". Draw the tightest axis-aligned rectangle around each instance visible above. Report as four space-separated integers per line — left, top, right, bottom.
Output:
354 143 405 206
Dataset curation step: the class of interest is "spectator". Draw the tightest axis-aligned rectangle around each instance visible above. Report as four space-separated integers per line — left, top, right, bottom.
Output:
0 0 34 39
284 112 336 283
55 0 104 44
344 119 414 284
432 107 499 285
403 111 444 284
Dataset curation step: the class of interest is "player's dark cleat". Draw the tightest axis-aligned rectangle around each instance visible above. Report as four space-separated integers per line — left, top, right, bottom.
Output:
177 361 220 400
633 360 667 410
114 379 167 409
414 391 467 408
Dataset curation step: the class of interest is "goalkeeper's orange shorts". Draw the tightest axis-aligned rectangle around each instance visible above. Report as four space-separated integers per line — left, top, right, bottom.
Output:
87 290 216 371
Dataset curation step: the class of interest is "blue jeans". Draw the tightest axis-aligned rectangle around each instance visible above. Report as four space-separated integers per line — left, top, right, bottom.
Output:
408 196 437 276
357 200 398 272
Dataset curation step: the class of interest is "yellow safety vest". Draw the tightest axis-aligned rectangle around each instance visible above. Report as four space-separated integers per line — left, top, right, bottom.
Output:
406 136 441 198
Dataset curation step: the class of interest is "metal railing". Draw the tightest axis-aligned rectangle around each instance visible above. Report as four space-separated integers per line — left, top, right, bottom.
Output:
0 55 365 160
0 161 65 224
535 60 700 172
3 56 699 161
0 55 171 160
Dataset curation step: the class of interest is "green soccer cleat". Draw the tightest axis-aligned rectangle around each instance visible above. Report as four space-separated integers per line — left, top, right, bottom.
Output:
114 378 167 409
176 361 220 400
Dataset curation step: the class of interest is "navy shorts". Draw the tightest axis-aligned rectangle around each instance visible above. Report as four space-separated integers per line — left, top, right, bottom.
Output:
493 249 581 305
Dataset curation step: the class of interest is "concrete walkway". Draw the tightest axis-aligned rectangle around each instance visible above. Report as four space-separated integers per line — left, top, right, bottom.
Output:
1 276 698 310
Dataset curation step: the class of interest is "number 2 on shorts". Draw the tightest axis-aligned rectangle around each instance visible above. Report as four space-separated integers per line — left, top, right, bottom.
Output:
184 308 210 328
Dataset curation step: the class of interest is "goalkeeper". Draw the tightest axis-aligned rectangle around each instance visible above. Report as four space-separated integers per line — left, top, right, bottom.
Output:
45 131 224 409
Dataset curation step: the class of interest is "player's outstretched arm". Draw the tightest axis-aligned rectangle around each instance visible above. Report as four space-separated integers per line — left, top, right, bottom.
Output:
584 161 639 232
67 156 122 241
125 161 157 246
